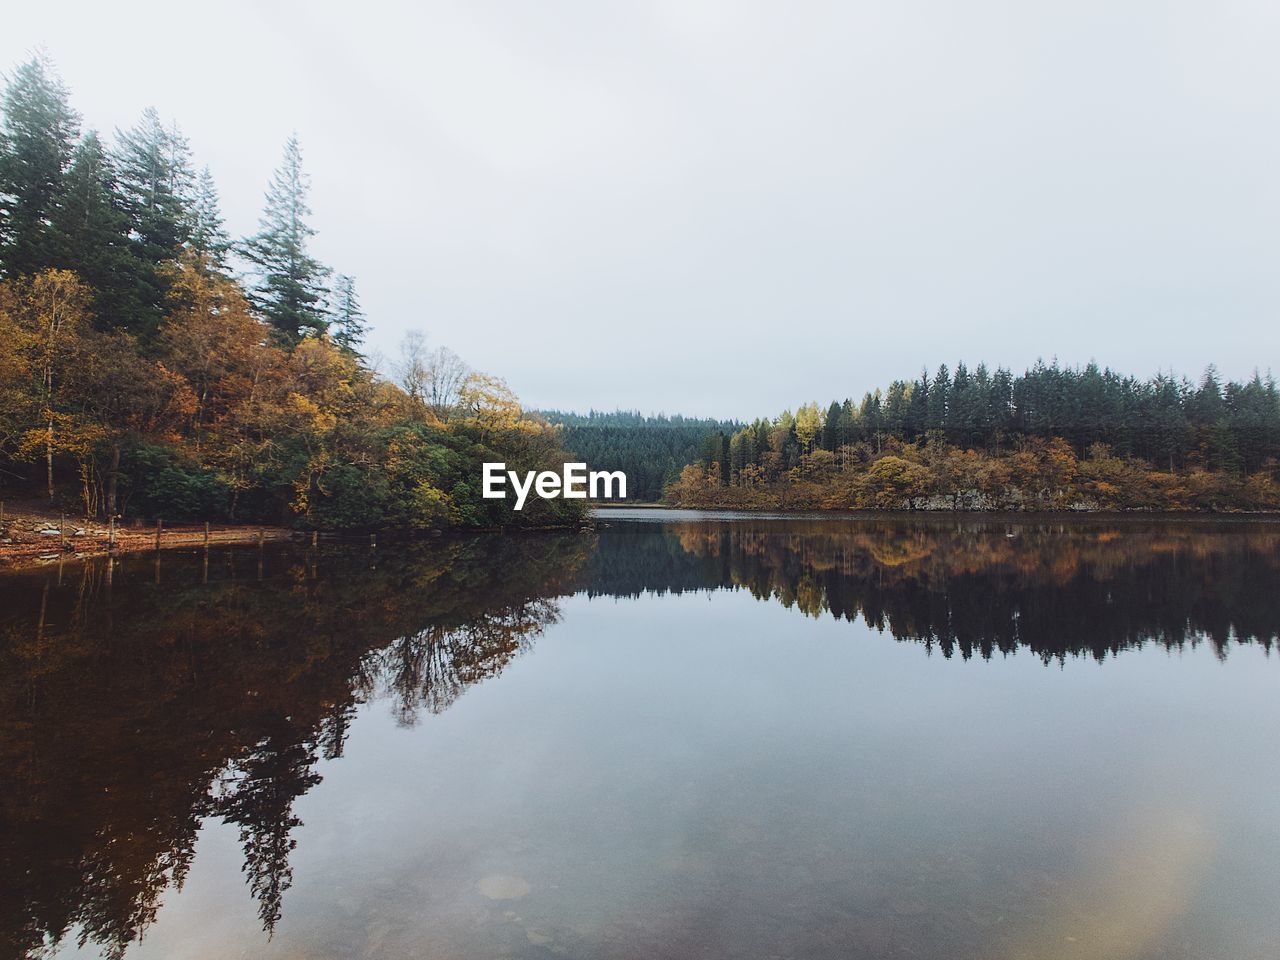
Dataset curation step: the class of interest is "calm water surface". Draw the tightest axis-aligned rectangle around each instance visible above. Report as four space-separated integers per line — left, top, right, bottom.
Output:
3 513 1279 959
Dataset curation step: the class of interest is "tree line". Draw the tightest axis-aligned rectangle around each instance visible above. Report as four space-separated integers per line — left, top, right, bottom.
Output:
0 55 584 529
670 360 1280 512
540 409 741 501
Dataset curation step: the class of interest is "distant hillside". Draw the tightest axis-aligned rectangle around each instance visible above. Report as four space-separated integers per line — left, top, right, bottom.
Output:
538 411 742 501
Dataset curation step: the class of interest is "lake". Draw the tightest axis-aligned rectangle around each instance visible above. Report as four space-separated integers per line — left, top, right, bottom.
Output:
3 511 1279 960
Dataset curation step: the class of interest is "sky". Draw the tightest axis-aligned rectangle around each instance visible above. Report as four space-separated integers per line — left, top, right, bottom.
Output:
3 1 1277 418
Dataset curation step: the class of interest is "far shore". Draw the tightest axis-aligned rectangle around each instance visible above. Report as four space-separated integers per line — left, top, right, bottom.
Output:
594 503 1280 521
6 498 1277 572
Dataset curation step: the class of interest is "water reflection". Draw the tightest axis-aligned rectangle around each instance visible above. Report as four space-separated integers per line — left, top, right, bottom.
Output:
0 535 587 960
587 517 1280 661
0 516 1277 959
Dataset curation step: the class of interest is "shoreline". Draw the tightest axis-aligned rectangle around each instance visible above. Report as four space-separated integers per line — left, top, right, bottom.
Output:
5 501 1277 572
0 501 596 571
0 518 297 570
601 503 1280 522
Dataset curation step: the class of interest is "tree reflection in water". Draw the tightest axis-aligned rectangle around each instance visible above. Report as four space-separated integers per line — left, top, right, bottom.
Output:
0 516 1277 958
0 534 587 960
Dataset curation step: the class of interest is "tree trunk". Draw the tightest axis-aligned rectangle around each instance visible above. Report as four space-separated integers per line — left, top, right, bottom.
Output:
106 442 122 517
45 418 54 500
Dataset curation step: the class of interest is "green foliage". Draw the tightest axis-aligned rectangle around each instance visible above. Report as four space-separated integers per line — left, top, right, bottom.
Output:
0 55 79 277
51 130 147 325
540 410 742 501
328 274 366 356
189 166 230 269
242 135 330 343
669 360 1280 513
120 442 233 521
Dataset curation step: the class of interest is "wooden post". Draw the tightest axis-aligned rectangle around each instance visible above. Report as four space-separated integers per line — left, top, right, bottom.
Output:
311 530 318 548
60 513 66 549
108 516 116 551
258 527 265 547
155 519 163 550
204 521 210 546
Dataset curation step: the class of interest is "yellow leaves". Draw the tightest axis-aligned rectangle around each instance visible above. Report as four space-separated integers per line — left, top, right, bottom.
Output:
17 412 107 461
794 402 822 450
410 481 453 528
861 455 933 508
459 372 522 434
284 392 338 435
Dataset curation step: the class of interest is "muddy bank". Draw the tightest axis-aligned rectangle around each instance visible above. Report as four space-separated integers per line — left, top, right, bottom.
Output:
0 502 294 569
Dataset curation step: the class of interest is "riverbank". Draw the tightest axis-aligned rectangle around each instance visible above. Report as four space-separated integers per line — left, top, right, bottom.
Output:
0 500 295 569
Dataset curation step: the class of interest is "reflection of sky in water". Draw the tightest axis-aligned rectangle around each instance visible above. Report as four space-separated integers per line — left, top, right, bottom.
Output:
90 586 1280 960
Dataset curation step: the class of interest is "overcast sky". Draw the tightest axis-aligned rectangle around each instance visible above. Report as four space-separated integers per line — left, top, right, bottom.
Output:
3 1 1277 418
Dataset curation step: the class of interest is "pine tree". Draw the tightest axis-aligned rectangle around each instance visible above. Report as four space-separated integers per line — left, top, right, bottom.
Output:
189 165 230 269
115 107 195 257
328 274 366 355
822 400 843 451
114 108 196 333
243 135 330 342
904 369 929 441
0 54 79 277
50 130 143 324
927 364 950 436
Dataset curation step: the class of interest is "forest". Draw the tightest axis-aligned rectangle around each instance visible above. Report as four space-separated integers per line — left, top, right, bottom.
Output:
539 410 741 501
2 53 1276 525
0 56 584 530
668 361 1280 512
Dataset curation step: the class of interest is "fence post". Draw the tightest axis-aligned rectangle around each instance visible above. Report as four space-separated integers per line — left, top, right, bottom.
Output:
108 516 115 551
204 521 210 546
155 518 163 550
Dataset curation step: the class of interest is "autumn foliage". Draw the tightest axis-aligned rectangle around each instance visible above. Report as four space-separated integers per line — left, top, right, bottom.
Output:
669 434 1279 513
0 56 583 529
0 264 583 528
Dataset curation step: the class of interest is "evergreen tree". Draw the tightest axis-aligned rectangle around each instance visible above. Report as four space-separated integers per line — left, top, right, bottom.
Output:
50 130 143 323
114 108 196 332
947 362 977 447
189 165 230 269
329 274 366 355
115 109 195 252
927 364 950 436
904 369 929 441
822 400 843 451
0 54 79 277
243 135 330 342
